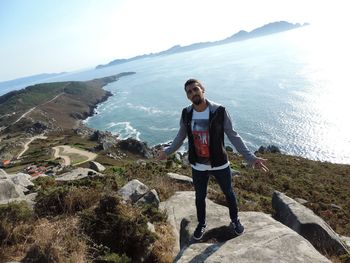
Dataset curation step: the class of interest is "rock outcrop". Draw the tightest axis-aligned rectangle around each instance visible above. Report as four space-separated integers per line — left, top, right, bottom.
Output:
118 138 152 158
160 191 330 263
90 130 119 151
0 179 25 204
117 179 160 208
89 161 106 172
55 167 102 181
0 169 37 206
272 191 349 256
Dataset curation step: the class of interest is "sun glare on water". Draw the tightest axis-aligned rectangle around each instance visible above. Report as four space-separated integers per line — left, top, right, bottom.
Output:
286 24 350 163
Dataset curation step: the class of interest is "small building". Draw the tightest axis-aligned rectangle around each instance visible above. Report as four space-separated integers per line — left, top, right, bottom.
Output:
26 165 47 177
0 160 11 168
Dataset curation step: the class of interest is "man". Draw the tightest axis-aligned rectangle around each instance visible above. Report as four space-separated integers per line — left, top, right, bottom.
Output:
157 79 268 240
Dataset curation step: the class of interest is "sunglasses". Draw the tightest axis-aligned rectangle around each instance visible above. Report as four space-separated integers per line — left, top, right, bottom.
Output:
186 86 200 95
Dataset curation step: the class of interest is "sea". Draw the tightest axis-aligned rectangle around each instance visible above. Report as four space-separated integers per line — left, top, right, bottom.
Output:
1 25 350 164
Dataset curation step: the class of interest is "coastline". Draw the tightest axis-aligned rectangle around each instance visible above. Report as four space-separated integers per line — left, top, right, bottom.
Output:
80 94 350 166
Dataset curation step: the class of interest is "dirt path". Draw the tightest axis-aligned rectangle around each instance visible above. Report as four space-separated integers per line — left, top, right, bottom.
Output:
17 135 48 158
13 92 65 125
52 145 97 166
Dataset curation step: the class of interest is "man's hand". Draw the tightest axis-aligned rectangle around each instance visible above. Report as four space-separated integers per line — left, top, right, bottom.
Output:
156 150 167 161
252 158 269 172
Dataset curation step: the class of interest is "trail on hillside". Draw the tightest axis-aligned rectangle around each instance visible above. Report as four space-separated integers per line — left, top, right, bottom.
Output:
52 145 97 166
17 135 47 158
13 92 65 125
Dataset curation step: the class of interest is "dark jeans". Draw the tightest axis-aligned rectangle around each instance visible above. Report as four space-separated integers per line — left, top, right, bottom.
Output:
192 166 238 225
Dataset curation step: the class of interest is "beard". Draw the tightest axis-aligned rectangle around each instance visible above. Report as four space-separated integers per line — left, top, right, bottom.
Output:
192 95 204 105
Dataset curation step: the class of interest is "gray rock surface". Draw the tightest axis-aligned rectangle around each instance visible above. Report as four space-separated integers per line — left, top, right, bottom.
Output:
135 189 160 208
167 172 193 184
160 191 330 263
0 179 25 204
272 191 349 256
24 192 38 208
118 138 152 158
117 179 149 203
9 172 34 194
89 161 106 172
55 168 102 181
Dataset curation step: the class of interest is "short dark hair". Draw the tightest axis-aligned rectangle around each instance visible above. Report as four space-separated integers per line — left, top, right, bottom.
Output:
184 79 205 92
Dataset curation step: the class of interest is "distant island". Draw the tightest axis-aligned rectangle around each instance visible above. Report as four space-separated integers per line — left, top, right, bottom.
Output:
96 21 309 69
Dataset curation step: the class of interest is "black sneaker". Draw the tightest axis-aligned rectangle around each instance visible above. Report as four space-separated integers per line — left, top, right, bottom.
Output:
231 218 244 235
193 223 206 240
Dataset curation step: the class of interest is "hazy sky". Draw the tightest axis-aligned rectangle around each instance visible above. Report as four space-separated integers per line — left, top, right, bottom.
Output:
0 0 348 81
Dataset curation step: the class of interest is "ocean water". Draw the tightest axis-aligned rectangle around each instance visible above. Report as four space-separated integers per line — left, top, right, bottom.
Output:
3 25 350 164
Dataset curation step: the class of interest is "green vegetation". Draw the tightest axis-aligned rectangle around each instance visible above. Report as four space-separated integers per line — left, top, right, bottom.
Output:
2 128 350 262
0 82 66 116
1 143 350 262
0 171 173 262
0 77 114 128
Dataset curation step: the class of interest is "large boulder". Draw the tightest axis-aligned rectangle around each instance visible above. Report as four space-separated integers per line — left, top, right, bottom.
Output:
118 138 152 158
9 173 34 194
272 191 349 256
118 180 160 208
0 179 25 204
89 161 106 172
90 130 119 150
135 189 160 208
117 179 149 203
160 191 330 263
256 145 281 154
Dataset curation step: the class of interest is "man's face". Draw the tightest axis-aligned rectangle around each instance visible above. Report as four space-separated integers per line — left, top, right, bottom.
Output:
185 82 205 105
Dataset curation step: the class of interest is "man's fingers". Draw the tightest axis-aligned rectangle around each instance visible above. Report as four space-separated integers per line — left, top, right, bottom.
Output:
261 164 269 172
253 159 269 172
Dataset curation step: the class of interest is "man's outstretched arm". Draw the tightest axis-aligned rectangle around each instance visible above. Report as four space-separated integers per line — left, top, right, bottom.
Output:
156 116 187 160
223 109 269 172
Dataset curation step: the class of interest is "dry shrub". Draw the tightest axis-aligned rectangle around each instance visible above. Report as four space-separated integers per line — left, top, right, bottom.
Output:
0 201 33 223
148 223 175 263
35 186 100 216
0 201 34 247
23 216 88 263
150 175 192 201
64 186 100 213
34 186 69 216
0 242 30 262
80 195 156 262
0 219 33 246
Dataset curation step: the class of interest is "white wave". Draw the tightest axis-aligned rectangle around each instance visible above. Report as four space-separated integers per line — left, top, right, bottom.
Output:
112 121 141 141
126 102 162 114
105 121 119 129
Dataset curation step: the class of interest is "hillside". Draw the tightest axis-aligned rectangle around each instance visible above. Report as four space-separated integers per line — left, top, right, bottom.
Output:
96 21 308 69
0 72 135 132
1 130 349 262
